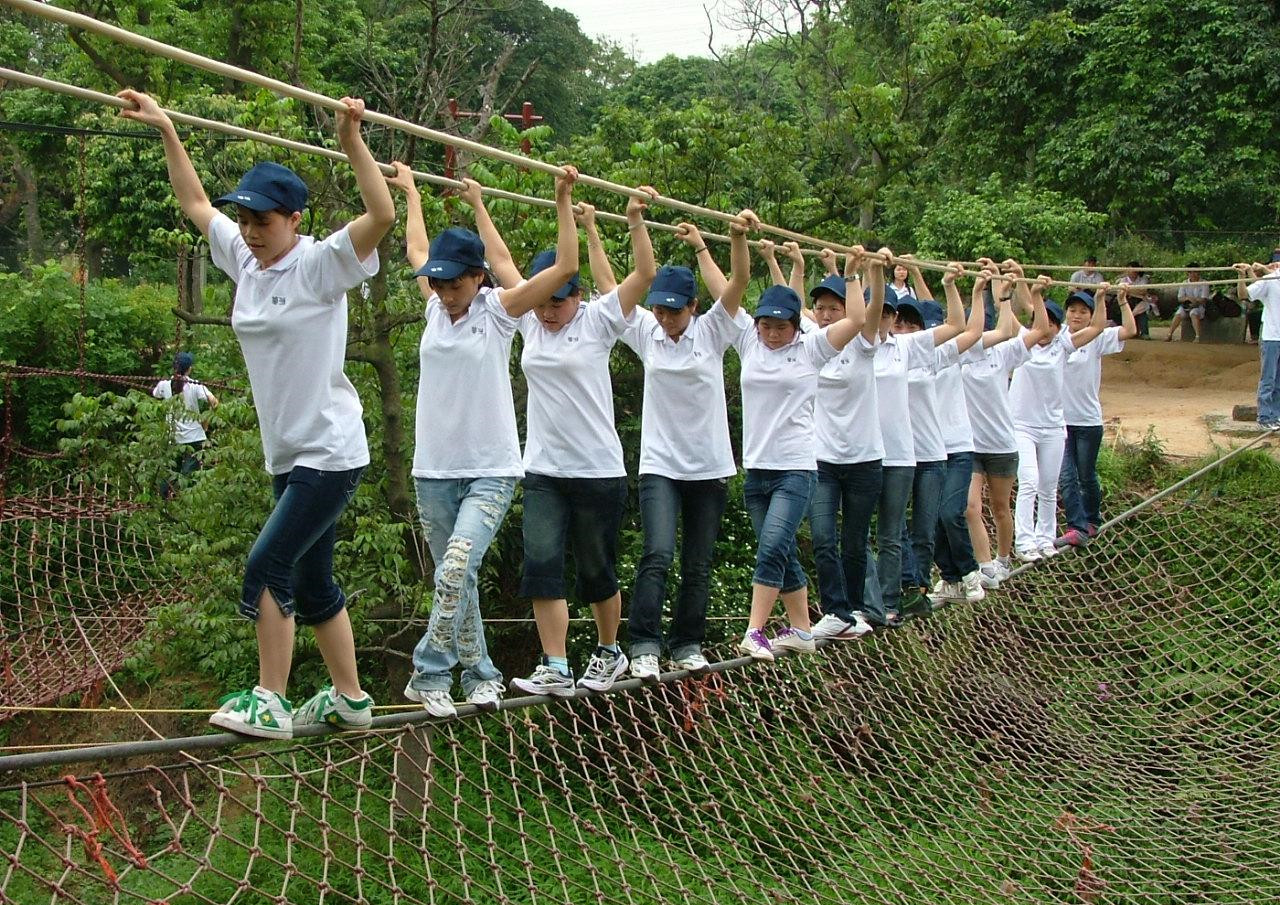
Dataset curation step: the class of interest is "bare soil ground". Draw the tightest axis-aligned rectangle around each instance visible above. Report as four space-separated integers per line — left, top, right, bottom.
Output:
1101 325 1260 457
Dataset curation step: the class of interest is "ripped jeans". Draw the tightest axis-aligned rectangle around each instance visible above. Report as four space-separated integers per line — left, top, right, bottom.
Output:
409 476 516 695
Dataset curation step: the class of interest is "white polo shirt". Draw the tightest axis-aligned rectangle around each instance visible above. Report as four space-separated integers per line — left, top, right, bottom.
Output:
520 289 633 478
1008 327 1078 431
622 300 750 480
152 379 212 444
906 342 947 464
815 333 882 465
209 213 375 474
413 287 522 479
873 330 936 467
962 338 1029 454
935 340 985 455
1247 274 1280 342
1063 325 1125 427
735 323 839 471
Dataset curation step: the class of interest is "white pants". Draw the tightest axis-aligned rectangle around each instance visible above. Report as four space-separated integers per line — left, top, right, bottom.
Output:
1014 425 1066 551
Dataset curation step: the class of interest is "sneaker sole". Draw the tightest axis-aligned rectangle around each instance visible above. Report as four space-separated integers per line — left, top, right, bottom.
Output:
630 670 661 685
510 679 577 698
737 644 775 661
467 698 501 713
813 625 872 641
208 713 293 740
403 689 459 718
773 642 816 654
578 669 629 692
669 662 711 675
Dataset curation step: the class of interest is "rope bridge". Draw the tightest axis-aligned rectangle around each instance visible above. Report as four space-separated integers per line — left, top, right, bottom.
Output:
0 442 1277 903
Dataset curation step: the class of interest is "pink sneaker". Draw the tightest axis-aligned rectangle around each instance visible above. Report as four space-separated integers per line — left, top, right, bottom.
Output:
1056 529 1088 548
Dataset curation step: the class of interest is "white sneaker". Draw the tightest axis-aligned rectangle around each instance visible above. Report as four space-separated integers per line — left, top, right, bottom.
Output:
960 571 987 603
978 562 1002 589
209 686 293 739
577 646 629 692
292 685 374 731
466 680 505 712
737 627 775 661
511 663 576 698
669 651 711 674
403 684 457 718
1038 543 1060 558
811 612 873 641
1015 547 1041 563
772 627 815 654
928 580 963 603
630 653 661 684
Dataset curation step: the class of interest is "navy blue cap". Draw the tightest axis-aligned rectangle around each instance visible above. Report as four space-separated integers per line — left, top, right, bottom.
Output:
810 275 847 302
895 298 925 325
213 162 308 214
1045 300 1066 324
174 351 194 373
755 285 802 320
1067 290 1095 312
865 284 898 311
920 300 945 328
527 248 580 299
646 265 697 309
417 228 486 280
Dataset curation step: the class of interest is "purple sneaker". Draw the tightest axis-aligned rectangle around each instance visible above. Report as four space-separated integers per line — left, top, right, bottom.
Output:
737 628 775 661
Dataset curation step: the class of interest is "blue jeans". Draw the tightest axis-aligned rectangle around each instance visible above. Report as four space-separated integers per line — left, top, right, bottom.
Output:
863 465 914 618
900 460 945 589
809 460 883 622
1259 341 1280 423
520 473 628 602
1059 425 1105 533
743 469 816 592
628 475 728 659
409 477 515 694
241 466 364 626
934 452 977 581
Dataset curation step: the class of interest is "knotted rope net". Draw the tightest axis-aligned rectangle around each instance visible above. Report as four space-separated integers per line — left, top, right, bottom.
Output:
1 445 1278 903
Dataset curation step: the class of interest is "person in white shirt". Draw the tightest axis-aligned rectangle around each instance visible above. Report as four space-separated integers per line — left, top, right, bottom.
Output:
800 247 886 643
962 263 1053 588
1057 287 1137 548
1168 264 1209 343
152 350 219 498
119 90 393 739
734 242 873 661
385 163 579 718
509 188 658 698
1008 278 1109 561
1234 254 1280 428
620 217 754 682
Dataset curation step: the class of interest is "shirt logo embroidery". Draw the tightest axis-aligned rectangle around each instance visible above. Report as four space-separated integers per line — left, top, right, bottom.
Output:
567 336 580 343
471 326 485 335
786 355 798 363
270 296 287 307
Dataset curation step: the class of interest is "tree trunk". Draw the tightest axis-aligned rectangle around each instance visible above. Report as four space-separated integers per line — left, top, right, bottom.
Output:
226 1 247 94
12 154 42 263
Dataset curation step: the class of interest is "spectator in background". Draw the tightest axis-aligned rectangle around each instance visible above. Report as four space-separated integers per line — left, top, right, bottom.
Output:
1118 262 1153 338
1235 253 1280 429
1168 264 1209 343
1069 256 1103 288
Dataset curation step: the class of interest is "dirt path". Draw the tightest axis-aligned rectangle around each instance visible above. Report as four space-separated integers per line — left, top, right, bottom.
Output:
1100 326 1260 457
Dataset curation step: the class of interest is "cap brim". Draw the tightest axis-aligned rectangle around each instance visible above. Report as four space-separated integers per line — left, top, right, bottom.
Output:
416 259 468 280
755 306 792 320
212 190 281 212
550 280 579 300
646 289 693 309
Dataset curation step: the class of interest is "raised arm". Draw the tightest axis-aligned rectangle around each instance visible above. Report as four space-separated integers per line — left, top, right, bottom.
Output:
385 162 431 274
758 239 786 287
1115 285 1138 341
117 90 217 237
1021 275 1054 349
822 247 868 351
905 255 934 301
1069 282 1110 349
1234 262 1253 304
957 268 991 353
458 177 521 289
334 97 395 261
576 202 617 293
930 262 965 346
614 186 659 315
720 209 757 317
861 246 885 343
818 248 840 278
499 166 581 316
680 222 727 300
1001 258 1034 318
784 241 806 298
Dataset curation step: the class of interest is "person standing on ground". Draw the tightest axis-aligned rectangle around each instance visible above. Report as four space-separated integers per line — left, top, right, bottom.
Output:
1235 254 1280 429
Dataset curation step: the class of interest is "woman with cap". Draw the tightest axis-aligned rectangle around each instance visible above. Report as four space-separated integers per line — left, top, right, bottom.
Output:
384 162 580 717
735 244 871 661
890 263 983 611
152 350 219 498
798 246 888 642
618 215 754 681
1008 279 1109 561
962 262 1054 588
118 90 393 738
509 187 659 697
860 252 964 626
1056 286 1136 547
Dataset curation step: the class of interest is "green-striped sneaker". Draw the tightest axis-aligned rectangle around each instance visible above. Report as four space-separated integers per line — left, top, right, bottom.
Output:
293 686 374 732
209 686 293 739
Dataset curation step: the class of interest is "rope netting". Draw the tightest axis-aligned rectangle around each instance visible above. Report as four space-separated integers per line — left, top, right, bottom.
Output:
0 449 1277 904
0 475 181 722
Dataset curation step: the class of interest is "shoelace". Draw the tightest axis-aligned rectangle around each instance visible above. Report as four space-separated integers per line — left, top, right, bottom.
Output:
748 628 772 648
